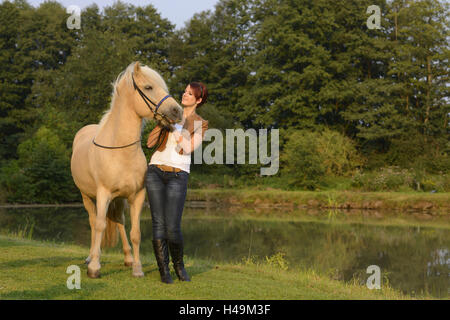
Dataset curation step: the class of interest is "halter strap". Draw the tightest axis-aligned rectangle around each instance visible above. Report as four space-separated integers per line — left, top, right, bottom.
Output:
155 94 172 113
92 139 141 149
92 73 173 150
131 73 172 115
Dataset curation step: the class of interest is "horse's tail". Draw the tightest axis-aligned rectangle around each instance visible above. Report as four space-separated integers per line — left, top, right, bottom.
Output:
101 198 125 248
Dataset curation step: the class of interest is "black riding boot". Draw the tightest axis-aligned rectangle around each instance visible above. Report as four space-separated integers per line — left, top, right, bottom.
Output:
152 239 173 284
168 241 191 281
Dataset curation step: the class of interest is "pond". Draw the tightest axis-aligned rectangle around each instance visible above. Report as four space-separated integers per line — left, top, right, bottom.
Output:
0 205 448 299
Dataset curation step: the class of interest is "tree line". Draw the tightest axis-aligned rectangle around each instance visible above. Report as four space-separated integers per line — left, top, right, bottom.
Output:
0 0 448 202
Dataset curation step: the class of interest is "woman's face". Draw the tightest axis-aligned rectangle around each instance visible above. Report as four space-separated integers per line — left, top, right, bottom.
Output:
181 85 201 107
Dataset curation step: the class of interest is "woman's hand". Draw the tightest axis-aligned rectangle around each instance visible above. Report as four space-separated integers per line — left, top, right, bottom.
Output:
172 130 183 143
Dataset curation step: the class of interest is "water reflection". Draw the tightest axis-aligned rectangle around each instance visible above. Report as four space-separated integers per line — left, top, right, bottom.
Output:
0 206 448 298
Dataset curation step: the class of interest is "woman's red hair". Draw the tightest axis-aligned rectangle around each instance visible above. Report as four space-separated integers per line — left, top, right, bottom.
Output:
189 82 208 107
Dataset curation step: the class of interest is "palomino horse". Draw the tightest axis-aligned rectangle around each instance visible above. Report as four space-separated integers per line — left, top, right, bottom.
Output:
71 62 182 278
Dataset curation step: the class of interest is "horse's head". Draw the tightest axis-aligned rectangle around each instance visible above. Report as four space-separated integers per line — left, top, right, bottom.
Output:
130 62 183 125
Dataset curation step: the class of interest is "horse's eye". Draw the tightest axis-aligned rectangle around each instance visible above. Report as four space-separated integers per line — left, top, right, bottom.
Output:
145 85 152 90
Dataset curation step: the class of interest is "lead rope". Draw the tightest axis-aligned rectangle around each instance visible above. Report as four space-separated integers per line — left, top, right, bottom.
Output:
147 126 168 154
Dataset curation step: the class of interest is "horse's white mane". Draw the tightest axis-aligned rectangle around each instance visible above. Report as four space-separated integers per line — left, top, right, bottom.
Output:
98 62 169 129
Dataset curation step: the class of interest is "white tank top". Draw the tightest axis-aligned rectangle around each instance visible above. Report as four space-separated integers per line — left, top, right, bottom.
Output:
149 123 191 173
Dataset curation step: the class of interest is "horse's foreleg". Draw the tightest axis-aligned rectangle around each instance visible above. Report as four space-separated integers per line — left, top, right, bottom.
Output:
128 188 146 277
87 188 111 278
81 193 96 265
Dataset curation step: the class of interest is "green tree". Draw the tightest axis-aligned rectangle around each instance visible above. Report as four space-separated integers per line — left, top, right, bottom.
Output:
388 0 449 171
0 0 77 159
356 0 450 172
0 0 33 160
241 0 333 130
170 0 253 124
0 126 78 203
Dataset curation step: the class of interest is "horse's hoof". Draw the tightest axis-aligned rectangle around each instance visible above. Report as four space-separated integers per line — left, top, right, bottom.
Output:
132 262 143 277
87 269 101 279
124 261 133 267
132 271 145 278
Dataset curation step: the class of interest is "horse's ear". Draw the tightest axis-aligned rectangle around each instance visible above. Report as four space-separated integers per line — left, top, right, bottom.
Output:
134 61 141 75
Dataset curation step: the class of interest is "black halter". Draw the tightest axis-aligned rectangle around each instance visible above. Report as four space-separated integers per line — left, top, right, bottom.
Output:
131 72 173 118
92 73 173 150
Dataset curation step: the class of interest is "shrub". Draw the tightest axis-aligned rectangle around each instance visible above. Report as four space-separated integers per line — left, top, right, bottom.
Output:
416 172 450 192
351 166 415 191
281 130 325 189
281 129 363 189
382 133 449 175
0 160 35 203
316 129 365 177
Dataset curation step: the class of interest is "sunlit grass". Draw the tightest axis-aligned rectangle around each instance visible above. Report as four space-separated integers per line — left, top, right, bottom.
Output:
0 236 420 300
187 188 450 213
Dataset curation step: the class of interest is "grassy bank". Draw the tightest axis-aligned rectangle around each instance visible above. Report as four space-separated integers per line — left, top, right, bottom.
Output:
1 189 448 214
186 189 450 213
0 235 417 300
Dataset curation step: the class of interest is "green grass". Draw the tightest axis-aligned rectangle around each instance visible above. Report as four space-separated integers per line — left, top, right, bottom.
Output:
181 207 450 231
186 188 450 212
0 235 420 300
188 169 450 193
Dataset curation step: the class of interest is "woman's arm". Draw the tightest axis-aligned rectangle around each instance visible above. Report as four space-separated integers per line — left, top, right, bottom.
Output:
173 131 203 155
173 121 208 155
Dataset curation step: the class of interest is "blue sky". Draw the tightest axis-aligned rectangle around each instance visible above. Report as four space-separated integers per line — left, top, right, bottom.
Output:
26 0 219 29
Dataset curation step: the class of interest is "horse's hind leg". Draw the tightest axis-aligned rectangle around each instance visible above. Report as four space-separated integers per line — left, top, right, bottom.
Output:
115 199 133 267
118 224 133 266
81 193 96 265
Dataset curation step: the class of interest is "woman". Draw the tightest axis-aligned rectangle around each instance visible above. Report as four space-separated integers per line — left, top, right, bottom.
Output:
145 82 208 284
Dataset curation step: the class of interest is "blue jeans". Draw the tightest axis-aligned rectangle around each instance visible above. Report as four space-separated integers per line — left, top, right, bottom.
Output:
145 164 189 243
